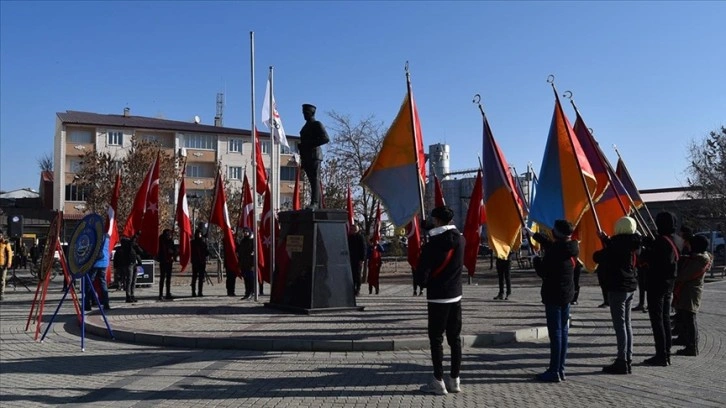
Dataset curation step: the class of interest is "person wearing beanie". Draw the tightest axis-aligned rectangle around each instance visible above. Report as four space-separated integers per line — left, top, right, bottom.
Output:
593 216 642 374
415 206 465 395
642 211 680 366
672 234 712 356
531 219 578 383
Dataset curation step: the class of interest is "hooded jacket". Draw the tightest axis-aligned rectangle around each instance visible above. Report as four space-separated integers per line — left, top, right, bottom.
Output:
532 232 578 305
644 212 679 291
593 233 641 293
414 225 464 301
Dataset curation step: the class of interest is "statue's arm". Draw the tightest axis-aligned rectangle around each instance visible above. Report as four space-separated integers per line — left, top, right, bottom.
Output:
312 121 330 147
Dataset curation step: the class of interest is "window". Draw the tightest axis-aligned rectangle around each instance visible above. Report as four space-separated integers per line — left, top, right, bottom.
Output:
69 159 82 173
261 141 271 154
184 134 218 150
281 141 298 154
187 165 202 178
140 134 160 143
280 166 297 181
107 131 123 145
64 184 87 201
228 166 242 180
68 129 93 143
229 138 243 153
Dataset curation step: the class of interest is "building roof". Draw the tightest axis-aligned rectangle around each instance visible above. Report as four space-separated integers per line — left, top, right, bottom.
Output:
0 188 40 199
57 110 299 139
639 186 699 203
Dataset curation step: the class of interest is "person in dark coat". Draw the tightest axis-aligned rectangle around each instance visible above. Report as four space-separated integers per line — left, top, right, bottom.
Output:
415 206 465 395
190 229 209 297
594 216 641 374
531 219 578 383
672 234 711 356
642 211 680 366
116 232 142 303
157 229 176 301
347 224 367 296
237 228 256 300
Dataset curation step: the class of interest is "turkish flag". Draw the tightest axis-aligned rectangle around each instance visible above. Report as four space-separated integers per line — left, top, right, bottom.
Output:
254 127 268 195
137 153 160 257
259 185 278 283
209 170 240 276
176 169 192 273
463 170 484 277
105 173 121 283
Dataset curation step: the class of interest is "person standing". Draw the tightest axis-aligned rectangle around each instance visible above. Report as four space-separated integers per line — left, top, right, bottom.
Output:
594 216 641 375
493 254 512 300
0 232 13 301
531 220 578 383
367 238 383 295
190 229 209 297
347 224 367 296
672 234 711 357
85 233 111 311
116 233 142 303
157 229 176 301
237 228 255 300
642 212 680 366
415 206 465 395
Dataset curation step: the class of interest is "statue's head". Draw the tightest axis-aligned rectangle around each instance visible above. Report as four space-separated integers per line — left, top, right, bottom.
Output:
302 104 316 120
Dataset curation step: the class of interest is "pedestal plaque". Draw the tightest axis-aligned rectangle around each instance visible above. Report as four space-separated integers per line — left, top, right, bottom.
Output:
266 210 364 314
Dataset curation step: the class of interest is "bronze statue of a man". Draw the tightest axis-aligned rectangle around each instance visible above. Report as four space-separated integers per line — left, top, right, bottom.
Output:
299 104 330 209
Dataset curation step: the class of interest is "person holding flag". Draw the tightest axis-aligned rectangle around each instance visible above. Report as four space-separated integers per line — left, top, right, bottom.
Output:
157 229 176 301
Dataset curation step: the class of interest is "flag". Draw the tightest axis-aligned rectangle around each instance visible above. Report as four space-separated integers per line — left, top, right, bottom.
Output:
238 174 254 230
261 77 289 147
105 173 121 283
463 170 483 276
122 156 155 238
367 203 382 288
292 165 301 211
209 170 240 276
362 90 426 226
433 173 446 207
577 165 631 271
529 94 598 230
254 127 268 195
346 184 354 231
260 184 278 283
616 158 644 210
137 153 160 257
573 112 610 202
175 171 192 273
406 217 421 271
481 116 524 259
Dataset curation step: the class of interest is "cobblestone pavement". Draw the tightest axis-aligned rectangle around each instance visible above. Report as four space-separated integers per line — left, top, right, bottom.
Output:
1 269 724 407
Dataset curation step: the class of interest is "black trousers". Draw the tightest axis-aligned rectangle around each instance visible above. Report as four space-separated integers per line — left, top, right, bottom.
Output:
679 310 698 351
350 261 362 293
303 160 321 207
191 263 205 295
159 262 172 297
647 285 674 358
636 270 647 307
124 264 136 299
226 270 236 296
496 259 512 295
427 301 462 380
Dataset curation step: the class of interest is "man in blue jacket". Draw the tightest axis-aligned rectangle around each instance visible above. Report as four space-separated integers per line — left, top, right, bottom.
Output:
415 206 465 395
85 233 111 312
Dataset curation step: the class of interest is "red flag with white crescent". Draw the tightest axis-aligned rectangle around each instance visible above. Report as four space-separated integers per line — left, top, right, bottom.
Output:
176 169 192 273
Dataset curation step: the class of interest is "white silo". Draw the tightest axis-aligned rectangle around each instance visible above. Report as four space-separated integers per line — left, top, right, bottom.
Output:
429 143 450 180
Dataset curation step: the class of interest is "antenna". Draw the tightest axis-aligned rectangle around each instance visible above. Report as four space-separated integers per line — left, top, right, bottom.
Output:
215 92 224 126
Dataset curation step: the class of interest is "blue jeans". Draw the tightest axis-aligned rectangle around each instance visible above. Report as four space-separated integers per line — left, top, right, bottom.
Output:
545 304 570 374
608 291 634 361
85 267 109 308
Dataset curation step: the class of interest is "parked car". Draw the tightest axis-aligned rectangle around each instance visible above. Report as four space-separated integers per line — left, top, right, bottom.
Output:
695 231 725 258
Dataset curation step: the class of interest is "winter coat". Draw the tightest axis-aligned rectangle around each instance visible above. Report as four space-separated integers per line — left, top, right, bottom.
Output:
414 225 465 301
673 252 712 313
191 237 209 266
532 232 578 306
237 236 255 271
593 233 641 293
643 234 679 292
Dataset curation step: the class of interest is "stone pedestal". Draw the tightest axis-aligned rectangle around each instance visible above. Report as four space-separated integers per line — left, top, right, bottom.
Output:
266 209 364 314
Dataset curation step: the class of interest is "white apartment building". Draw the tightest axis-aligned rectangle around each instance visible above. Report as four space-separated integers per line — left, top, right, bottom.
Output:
53 109 301 219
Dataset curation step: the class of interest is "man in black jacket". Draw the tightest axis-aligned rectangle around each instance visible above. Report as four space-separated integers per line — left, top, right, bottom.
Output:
347 224 367 296
415 206 465 395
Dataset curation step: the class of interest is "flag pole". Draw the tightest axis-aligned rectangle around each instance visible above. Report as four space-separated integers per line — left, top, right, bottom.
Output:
473 94 530 247
613 145 657 229
547 75 601 233
268 65 276 300
404 62 426 224
250 31 259 302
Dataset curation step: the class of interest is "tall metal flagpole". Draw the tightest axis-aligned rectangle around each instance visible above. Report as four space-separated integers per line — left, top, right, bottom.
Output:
250 31 259 302
547 74 601 233
404 62 426 224
268 66 276 297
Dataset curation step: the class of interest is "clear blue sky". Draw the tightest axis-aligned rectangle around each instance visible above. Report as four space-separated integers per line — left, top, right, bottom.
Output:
1 1 724 193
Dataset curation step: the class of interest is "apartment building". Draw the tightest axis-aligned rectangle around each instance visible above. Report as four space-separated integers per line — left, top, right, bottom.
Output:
53 109 301 220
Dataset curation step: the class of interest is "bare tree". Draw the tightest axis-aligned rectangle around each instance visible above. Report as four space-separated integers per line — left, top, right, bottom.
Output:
37 153 53 172
323 111 386 236
685 126 726 229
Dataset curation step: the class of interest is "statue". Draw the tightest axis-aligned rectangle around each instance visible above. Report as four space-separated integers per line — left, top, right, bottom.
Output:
299 104 330 209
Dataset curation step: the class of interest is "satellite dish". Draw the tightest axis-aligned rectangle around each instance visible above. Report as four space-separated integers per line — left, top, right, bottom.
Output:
194 115 201 124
